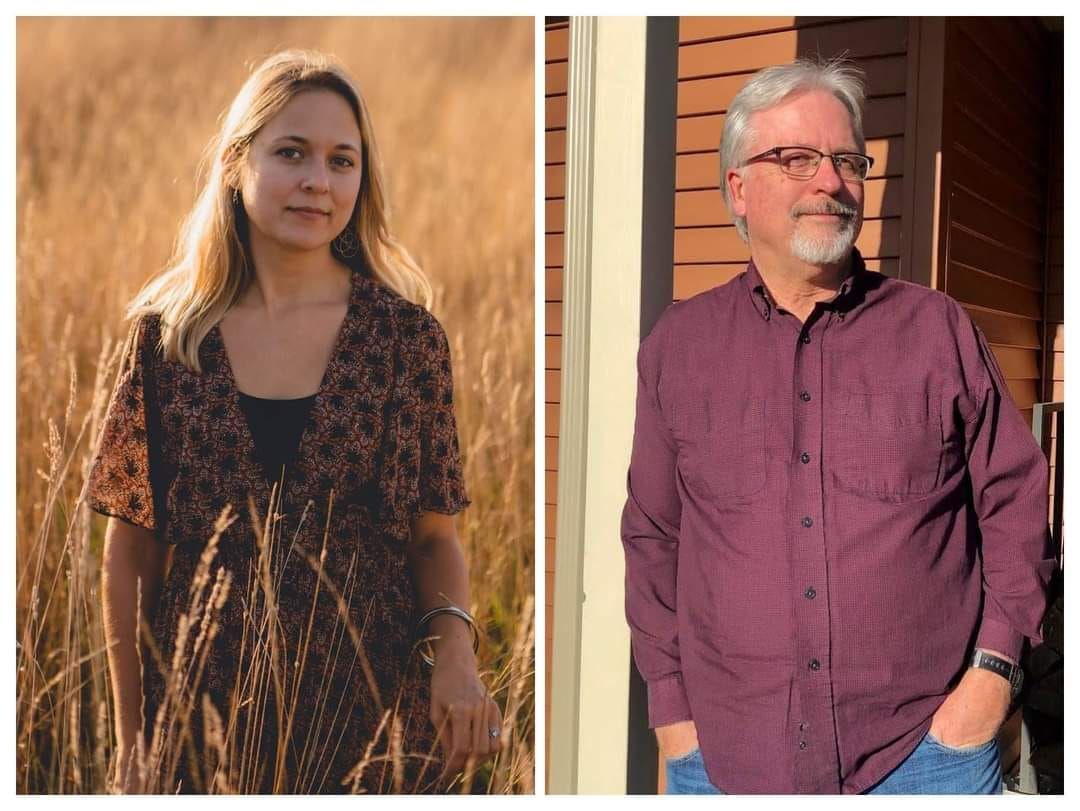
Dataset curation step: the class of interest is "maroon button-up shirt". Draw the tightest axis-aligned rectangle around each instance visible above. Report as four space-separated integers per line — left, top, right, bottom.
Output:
621 251 1055 794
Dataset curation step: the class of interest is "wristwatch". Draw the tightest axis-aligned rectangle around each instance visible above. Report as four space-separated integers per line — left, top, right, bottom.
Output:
970 648 1024 698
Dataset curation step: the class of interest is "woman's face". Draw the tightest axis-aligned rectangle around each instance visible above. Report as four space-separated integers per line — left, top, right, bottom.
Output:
238 88 364 257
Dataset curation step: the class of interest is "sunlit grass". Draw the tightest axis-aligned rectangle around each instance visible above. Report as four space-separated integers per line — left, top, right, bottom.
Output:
16 16 534 794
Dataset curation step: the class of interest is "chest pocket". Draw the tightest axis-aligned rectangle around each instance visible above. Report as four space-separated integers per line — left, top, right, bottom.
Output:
831 390 943 501
673 396 767 502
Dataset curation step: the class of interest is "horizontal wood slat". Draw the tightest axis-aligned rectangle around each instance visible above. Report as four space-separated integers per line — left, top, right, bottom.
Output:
677 54 907 117
545 302 562 335
949 185 1044 261
546 60 568 95
948 263 1042 320
545 371 561 405
547 25 569 61
544 406 561 438
992 346 1040 381
545 233 563 268
546 199 564 234
950 144 1044 230
545 268 562 302
545 336 561 370
545 130 565 164
546 164 565 198
965 307 1041 350
951 23 1046 123
677 17 907 79
951 103 1044 181
679 17 848 43
948 227 1043 292
953 17 1048 114
1004 377 1038 412
547 95 567 128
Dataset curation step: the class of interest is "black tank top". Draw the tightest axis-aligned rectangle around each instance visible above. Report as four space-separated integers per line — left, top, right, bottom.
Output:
237 392 317 482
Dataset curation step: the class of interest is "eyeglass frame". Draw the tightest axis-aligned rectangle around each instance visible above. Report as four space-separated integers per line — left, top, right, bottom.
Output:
740 145 875 181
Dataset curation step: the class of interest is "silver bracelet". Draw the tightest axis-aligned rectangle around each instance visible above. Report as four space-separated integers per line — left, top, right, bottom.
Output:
416 604 479 667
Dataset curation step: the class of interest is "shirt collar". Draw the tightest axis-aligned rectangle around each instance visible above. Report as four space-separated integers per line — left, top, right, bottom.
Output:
743 248 868 321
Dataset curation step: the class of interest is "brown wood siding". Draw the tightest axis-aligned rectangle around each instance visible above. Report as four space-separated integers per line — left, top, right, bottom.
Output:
544 18 568 772
673 17 909 302
940 18 1055 428
1044 37 1063 539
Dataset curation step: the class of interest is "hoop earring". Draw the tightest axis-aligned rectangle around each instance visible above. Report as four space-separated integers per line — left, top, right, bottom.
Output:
333 226 360 259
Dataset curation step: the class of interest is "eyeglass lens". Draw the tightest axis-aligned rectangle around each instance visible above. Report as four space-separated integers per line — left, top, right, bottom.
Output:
779 148 869 181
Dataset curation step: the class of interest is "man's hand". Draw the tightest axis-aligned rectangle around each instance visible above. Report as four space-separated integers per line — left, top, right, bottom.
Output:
929 664 1012 748
655 719 699 759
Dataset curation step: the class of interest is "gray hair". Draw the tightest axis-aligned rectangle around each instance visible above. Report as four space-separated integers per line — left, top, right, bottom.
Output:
720 57 867 241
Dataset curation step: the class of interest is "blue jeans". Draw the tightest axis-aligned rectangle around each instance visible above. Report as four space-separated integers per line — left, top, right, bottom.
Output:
664 731 1003 795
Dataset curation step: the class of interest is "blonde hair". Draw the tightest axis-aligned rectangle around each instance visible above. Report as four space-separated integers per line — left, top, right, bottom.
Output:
130 49 432 370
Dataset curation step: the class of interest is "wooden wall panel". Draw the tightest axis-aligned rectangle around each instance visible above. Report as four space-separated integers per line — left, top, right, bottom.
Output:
941 17 1055 424
673 16 910 302
544 18 569 773
1043 36 1063 543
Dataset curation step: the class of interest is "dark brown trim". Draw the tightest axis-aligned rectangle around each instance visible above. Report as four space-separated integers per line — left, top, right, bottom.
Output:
626 15 679 797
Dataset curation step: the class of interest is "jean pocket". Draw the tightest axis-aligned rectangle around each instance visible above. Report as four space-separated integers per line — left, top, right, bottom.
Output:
924 729 998 755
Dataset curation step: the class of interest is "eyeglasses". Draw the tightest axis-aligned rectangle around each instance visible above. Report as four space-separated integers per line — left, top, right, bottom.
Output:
742 146 874 182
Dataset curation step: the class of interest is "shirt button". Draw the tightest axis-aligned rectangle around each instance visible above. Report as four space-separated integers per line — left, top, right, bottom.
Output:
801 516 813 528
799 741 808 750
800 452 811 464
800 391 811 402
808 658 821 671
805 586 817 599
800 333 812 344
799 722 807 731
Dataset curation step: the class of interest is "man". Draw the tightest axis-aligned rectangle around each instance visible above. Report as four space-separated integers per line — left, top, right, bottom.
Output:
620 58 1055 795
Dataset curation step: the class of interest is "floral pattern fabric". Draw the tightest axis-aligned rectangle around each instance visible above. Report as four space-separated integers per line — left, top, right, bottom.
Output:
88 270 469 793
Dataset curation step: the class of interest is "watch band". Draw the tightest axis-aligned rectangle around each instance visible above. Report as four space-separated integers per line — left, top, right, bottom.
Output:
970 648 1024 698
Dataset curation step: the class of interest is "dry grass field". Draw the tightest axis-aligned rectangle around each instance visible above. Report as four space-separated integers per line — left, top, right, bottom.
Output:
16 17 534 794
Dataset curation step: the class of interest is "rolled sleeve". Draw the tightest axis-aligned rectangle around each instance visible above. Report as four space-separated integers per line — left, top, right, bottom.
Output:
620 325 691 727
962 318 1057 662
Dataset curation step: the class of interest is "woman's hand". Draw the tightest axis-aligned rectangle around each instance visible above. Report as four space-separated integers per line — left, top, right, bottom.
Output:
407 512 500 773
428 637 502 775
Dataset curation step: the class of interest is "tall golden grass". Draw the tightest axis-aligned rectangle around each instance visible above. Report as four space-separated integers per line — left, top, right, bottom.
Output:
16 17 534 794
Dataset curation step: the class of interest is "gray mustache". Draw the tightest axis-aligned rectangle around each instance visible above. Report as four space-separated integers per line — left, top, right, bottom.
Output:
792 200 858 218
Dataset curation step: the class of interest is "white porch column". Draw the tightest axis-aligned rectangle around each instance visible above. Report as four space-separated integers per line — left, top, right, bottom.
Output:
549 15 649 795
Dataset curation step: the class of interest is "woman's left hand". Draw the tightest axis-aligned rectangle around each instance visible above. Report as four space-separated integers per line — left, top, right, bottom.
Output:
429 641 502 774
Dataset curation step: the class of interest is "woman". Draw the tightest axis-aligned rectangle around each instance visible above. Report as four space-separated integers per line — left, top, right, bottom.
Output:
89 49 500 794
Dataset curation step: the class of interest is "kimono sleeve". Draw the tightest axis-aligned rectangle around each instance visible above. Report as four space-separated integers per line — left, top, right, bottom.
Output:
415 313 470 515
86 317 158 531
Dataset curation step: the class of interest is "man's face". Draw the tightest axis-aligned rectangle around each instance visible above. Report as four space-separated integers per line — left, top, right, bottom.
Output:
727 89 865 266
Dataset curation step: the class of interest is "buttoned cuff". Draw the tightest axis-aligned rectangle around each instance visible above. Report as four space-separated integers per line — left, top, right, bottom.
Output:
646 674 692 728
974 617 1024 663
